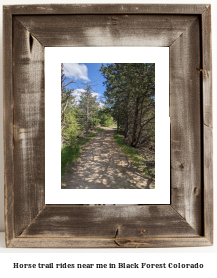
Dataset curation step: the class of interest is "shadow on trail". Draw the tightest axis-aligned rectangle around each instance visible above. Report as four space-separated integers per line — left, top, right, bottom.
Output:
62 128 154 189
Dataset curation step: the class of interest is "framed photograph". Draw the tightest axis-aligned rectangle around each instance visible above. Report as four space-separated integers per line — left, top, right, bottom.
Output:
45 47 170 205
4 4 213 248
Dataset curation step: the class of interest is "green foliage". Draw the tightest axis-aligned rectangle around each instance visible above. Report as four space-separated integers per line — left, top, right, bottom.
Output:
113 133 155 182
100 63 155 147
78 86 100 131
61 128 103 177
62 108 81 147
113 133 143 167
101 115 113 127
142 166 155 181
61 63 155 181
61 145 81 177
98 107 114 127
89 116 100 128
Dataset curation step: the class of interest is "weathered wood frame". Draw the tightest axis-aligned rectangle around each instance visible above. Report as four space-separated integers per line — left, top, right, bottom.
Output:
3 4 212 248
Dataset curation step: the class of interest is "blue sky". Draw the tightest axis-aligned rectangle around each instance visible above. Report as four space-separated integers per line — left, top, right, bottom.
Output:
63 63 108 106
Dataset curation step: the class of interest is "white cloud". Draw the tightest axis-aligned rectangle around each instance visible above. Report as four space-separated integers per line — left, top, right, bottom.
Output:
63 63 90 81
72 89 85 103
91 91 99 98
99 102 104 109
72 89 99 102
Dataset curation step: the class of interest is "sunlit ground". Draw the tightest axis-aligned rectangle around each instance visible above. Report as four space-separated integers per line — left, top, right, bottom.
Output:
61 127 154 189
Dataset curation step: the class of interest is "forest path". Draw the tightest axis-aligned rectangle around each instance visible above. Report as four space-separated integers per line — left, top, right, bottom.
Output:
62 127 153 189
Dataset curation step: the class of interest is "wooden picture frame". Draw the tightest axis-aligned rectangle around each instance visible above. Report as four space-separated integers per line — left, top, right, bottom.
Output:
3 4 213 248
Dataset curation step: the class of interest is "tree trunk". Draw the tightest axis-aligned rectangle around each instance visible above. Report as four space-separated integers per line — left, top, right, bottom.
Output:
131 98 139 147
86 87 89 134
117 114 120 134
134 124 142 148
124 113 128 138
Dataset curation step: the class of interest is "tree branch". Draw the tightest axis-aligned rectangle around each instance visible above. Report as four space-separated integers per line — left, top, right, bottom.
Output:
63 80 75 88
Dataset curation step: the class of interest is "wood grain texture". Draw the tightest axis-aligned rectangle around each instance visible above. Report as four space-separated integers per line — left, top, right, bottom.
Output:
202 6 212 129
20 205 198 237
3 4 213 248
201 6 213 244
4 4 207 15
170 17 202 234
16 15 197 47
204 126 213 243
13 17 45 237
3 7 14 247
8 237 212 248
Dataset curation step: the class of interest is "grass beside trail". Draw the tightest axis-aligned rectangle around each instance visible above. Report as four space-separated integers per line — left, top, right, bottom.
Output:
61 128 103 177
113 133 155 182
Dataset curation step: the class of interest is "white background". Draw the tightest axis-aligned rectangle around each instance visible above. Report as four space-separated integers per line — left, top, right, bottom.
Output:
45 47 170 204
0 0 216 276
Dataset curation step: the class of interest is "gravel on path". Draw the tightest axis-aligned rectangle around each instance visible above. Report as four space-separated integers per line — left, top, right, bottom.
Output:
61 127 154 189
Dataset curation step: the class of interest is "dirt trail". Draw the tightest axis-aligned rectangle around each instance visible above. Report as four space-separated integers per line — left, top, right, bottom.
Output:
62 127 154 189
